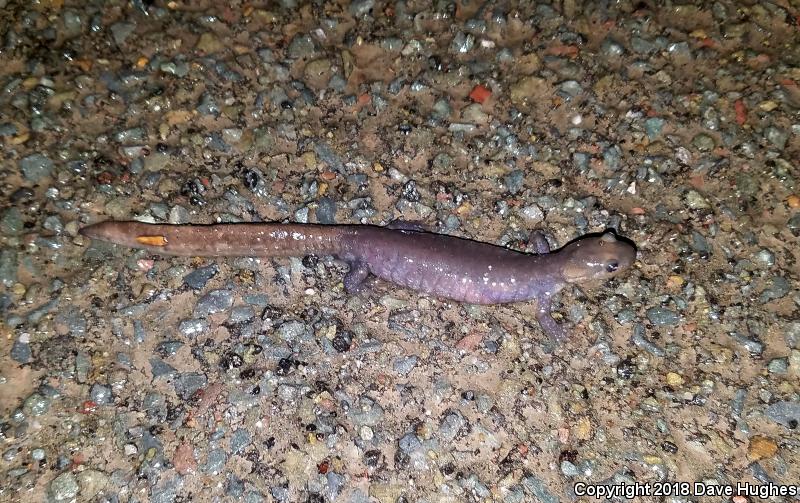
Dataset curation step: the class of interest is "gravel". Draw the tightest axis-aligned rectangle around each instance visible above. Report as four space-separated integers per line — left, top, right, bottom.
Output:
1 1 798 500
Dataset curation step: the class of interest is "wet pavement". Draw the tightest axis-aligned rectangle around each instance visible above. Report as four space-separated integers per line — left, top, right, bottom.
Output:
1 0 799 502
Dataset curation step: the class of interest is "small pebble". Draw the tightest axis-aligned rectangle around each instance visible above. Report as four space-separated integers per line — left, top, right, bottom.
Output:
692 133 715 151
766 358 788 374
646 307 680 326
195 289 234 316
90 384 113 405
179 318 209 338
644 117 665 139
183 265 219 290
393 355 418 376
19 154 54 182
23 393 50 416
49 472 79 501
174 372 208 400
10 336 31 364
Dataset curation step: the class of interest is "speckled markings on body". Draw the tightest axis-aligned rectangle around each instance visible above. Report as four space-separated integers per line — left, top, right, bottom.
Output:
80 220 636 339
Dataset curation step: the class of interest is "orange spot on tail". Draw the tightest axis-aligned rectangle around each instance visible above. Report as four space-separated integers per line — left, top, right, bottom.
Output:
136 235 169 246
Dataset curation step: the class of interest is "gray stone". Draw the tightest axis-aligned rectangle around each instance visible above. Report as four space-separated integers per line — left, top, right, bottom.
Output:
19 154 54 182
228 306 255 324
150 358 177 379
393 355 418 376
767 358 788 374
646 307 680 326
230 428 251 454
561 460 579 476
10 337 31 363
765 401 800 429
431 98 452 119
90 384 113 405
692 133 715 151
730 332 764 355
226 474 245 497
77 469 109 500
276 320 308 341
760 276 790 303
168 205 191 224
450 31 475 53
601 38 625 57
0 249 18 287
287 34 316 59
347 397 384 427
314 142 344 174
439 410 466 441
0 122 18 136
764 127 789 150
195 289 234 316
196 93 219 116
155 341 183 357
109 22 135 45
143 392 167 421
174 372 207 400
644 117 665 139
521 475 558 503
202 448 228 474
349 0 374 16
49 472 79 501
559 80 582 97
316 196 336 224
504 170 524 194
183 264 219 289
520 204 544 222
0 208 23 235
398 433 422 453
178 318 209 338
23 393 50 416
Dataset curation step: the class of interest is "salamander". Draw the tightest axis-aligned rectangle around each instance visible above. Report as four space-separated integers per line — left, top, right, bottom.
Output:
79 220 636 340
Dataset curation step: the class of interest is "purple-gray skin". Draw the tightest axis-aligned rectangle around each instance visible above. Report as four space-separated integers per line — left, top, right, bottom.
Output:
79 221 636 340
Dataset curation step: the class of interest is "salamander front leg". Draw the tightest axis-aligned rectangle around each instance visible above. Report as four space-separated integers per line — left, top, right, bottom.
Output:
535 296 567 342
343 261 370 293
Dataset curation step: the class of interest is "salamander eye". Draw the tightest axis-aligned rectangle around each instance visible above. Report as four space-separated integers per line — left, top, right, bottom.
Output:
606 260 619 273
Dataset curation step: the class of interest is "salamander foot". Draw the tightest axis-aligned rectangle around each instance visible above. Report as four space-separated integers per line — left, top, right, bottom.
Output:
535 298 567 343
528 230 551 254
344 261 370 293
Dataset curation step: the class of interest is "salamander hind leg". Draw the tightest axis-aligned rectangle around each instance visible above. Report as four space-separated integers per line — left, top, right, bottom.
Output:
535 297 567 342
343 261 371 293
528 230 551 255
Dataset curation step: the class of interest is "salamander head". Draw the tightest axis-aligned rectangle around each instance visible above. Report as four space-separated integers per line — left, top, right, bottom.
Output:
560 232 636 284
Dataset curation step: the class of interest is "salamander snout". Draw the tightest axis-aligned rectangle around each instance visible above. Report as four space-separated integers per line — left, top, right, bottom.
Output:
560 232 636 283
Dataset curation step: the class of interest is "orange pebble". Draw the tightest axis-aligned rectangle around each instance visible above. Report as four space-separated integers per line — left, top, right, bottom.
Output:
734 99 747 126
787 194 800 208
469 84 492 104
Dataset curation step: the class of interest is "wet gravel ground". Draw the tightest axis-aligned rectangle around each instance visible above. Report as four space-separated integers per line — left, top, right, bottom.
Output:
1 0 800 501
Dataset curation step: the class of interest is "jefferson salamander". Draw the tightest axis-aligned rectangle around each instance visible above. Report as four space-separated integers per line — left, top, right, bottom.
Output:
80 220 636 340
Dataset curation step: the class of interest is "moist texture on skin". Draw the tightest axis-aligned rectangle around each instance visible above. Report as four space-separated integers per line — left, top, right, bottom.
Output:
80 221 352 257
347 227 566 304
80 221 635 311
